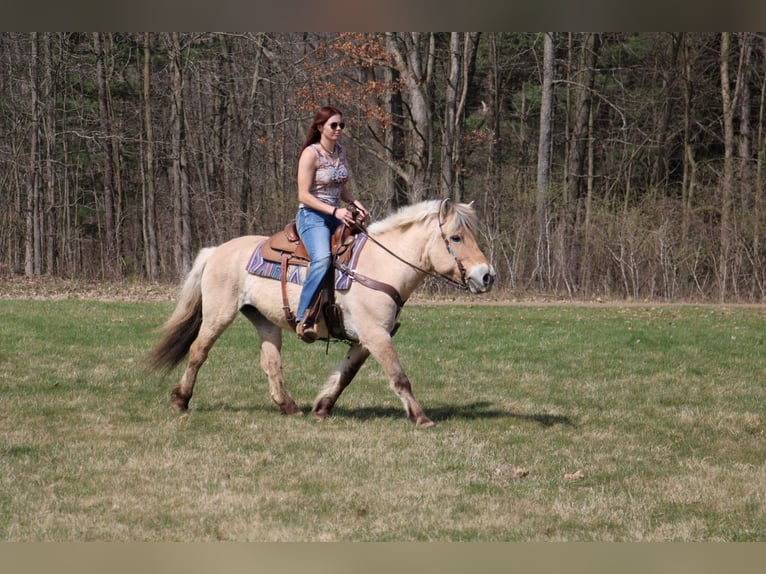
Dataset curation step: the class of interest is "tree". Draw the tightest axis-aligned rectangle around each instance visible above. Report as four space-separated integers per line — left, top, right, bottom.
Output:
168 32 192 276
25 32 41 277
440 33 480 201
719 32 735 300
5 32 766 302
564 32 600 292
386 32 434 202
142 32 159 282
94 32 121 278
534 32 555 288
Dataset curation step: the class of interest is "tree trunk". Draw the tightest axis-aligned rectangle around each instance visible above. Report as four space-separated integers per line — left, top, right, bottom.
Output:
719 32 735 301
42 33 58 275
651 33 682 188
25 32 41 277
142 33 159 282
238 33 265 236
737 33 753 213
170 32 192 276
754 37 766 289
387 32 433 202
385 34 407 209
441 32 479 201
94 32 119 278
565 33 600 292
535 32 555 287
441 32 460 198
681 34 697 241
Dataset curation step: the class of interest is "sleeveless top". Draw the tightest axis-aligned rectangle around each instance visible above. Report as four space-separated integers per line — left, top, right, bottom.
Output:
299 143 349 209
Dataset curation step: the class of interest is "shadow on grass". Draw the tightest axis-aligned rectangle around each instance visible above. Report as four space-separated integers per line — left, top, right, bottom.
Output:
192 400 574 428
333 401 575 427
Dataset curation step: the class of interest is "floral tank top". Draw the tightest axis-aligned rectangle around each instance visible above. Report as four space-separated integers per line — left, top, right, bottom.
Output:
300 143 348 208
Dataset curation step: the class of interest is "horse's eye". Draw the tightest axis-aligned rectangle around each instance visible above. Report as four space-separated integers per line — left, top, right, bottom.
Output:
450 235 462 243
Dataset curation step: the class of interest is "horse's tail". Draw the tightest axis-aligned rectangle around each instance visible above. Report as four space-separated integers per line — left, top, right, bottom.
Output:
147 247 216 374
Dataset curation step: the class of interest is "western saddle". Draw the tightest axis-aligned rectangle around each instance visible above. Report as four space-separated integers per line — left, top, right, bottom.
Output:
260 217 358 339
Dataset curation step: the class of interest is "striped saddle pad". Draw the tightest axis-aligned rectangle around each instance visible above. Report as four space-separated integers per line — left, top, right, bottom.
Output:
245 233 368 291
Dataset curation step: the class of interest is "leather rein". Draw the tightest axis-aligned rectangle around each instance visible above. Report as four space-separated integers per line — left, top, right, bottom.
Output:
336 202 469 309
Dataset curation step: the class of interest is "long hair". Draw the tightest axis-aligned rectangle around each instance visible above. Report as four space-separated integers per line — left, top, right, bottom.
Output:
300 105 343 152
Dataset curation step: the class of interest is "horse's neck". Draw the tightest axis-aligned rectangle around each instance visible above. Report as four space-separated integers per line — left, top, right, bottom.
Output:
363 223 433 299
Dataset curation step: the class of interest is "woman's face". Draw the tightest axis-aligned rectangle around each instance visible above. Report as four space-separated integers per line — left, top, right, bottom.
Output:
321 114 344 142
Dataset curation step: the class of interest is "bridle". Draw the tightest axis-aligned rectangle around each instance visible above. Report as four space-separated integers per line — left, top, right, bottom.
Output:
437 203 469 289
339 201 470 302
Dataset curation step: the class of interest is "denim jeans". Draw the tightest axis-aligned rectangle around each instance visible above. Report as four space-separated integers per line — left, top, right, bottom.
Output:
295 206 341 322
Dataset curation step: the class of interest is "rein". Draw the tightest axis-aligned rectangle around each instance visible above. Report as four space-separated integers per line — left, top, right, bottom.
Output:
338 202 469 305
358 229 468 291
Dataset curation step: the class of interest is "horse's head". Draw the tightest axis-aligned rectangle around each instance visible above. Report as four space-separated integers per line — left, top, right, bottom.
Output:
432 199 495 294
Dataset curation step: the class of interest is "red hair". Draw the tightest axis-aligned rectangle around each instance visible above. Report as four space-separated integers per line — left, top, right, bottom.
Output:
300 105 343 152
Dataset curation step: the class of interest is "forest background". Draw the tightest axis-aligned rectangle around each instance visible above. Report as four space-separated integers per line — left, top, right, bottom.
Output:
2 32 766 302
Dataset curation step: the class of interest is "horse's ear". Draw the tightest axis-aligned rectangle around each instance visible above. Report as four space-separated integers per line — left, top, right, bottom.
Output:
439 197 453 218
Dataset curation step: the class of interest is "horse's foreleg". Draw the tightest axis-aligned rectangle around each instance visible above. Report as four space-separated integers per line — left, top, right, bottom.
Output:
366 335 434 427
312 343 370 420
260 335 301 416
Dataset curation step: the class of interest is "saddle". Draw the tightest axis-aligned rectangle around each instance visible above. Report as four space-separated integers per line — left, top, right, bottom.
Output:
261 221 356 267
262 219 359 337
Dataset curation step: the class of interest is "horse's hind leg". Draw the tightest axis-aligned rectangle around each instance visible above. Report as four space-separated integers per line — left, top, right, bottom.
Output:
171 316 234 411
312 343 370 420
171 295 239 411
241 307 301 415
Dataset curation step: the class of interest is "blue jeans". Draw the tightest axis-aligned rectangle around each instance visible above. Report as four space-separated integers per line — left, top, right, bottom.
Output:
295 206 341 322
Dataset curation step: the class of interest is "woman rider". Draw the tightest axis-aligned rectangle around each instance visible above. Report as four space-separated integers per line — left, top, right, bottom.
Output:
294 105 368 342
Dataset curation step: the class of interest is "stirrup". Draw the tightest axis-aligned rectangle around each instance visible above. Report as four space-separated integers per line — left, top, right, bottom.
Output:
296 318 318 343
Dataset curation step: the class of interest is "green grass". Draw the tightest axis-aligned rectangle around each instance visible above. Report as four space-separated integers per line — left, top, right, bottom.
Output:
1 299 765 540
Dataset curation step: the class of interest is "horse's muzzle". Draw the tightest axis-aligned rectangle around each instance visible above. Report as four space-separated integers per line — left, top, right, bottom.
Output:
467 264 496 294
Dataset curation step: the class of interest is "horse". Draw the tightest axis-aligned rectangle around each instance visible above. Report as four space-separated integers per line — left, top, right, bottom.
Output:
147 198 495 427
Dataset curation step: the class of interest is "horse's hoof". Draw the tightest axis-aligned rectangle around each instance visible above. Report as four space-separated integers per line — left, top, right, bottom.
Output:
311 409 329 421
414 416 435 428
170 397 189 412
279 402 303 416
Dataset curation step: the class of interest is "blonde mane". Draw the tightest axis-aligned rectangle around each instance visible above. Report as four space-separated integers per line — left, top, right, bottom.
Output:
367 199 477 236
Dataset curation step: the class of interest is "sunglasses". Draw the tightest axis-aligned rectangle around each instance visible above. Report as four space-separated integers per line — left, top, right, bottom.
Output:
328 122 345 130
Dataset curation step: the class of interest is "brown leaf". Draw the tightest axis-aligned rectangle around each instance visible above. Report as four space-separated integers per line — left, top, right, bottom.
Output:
495 464 530 480
564 469 585 481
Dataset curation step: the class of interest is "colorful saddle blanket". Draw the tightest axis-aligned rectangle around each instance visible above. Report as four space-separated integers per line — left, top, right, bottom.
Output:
246 233 368 291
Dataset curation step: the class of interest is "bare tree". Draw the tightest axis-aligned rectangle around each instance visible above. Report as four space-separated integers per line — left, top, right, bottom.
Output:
142 33 159 282
534 32 555 287
94 32 120 278
386 32 434 202
651 33 683 188
385 34 408 209
441 32 461 199
680 33 698 242
5 32 766 302
719 32 736 300
169 32 192 276
440 32 479 201
25 32 41 277
42 33 58 275
564 33 600 292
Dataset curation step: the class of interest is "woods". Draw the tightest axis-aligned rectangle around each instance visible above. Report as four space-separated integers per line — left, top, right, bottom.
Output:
2 32 766 301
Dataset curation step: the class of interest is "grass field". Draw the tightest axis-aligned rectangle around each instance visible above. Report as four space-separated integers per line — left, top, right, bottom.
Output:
1 297 765 541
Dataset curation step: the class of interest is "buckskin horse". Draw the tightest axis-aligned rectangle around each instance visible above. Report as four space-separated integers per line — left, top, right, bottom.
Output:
147 198 495 427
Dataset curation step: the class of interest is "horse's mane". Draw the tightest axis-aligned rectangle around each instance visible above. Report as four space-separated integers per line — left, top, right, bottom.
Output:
367 200 477 236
